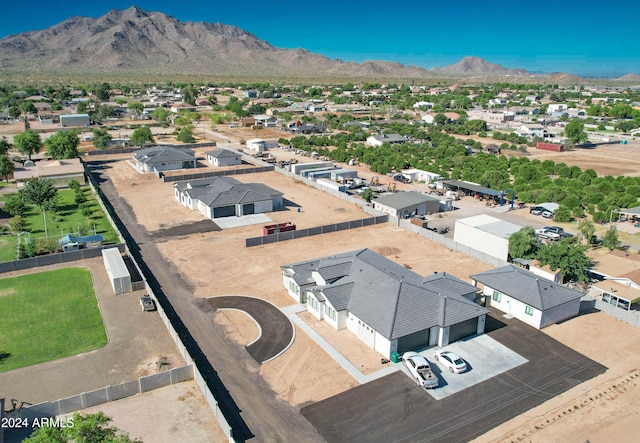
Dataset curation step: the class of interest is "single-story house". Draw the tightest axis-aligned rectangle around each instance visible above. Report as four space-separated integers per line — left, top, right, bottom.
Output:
246 139 266 152
206 149 242 167
60 113 90 127
401 168 442 184
282 248 488 358
372 191 441 218
133 146 197 173
454 214 523 262
365 134 408 147
470 265 583 329
174 176 283 219
13 158 86 188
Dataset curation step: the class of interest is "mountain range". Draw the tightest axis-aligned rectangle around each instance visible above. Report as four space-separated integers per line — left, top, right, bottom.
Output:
0 6 630 81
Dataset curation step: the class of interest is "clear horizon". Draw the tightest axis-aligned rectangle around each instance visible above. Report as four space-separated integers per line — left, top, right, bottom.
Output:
1 1 638 78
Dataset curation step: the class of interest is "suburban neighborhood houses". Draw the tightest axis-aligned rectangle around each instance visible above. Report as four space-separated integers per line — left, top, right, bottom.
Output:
2 76 640 443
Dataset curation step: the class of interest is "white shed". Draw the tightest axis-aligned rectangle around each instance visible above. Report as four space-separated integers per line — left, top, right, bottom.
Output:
102 248 132 294
246 138 266 152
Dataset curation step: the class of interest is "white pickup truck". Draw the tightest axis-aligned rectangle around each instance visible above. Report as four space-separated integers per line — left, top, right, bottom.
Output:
402 351 438 389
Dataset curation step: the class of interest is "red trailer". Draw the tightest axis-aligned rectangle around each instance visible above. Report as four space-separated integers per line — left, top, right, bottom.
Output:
263 222 296 235
536 142 564 152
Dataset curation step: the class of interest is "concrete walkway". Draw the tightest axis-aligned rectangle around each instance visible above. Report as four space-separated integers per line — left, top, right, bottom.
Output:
281 304 398 384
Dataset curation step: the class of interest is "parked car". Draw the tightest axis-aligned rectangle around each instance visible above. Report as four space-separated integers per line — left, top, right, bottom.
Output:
529 206 546 215
402 351 438 388
140 296 156 311
541 210 554 219
434 349 467 373
535 226 564 240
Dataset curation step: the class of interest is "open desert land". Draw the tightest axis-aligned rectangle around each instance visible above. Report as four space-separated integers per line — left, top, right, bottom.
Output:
473 311 640 443
102 157 494 406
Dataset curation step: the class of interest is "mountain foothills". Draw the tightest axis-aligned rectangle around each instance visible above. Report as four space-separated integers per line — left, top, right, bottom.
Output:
0 6 592 80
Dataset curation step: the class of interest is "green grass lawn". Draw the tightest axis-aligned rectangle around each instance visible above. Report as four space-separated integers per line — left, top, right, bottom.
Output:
0 186 118 262
0 268 107 372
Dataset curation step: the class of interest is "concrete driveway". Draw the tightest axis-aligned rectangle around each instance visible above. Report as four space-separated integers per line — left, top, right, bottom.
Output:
302 312 607 443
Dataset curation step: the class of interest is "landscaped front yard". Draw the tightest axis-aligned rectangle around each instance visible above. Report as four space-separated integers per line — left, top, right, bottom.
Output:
0 267 107 372
0 186 118 262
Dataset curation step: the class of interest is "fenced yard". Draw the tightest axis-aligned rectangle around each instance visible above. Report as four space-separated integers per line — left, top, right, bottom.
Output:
0 186 119 262
0 267 107 373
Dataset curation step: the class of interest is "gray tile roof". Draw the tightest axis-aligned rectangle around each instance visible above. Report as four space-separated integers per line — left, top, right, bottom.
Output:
134 146 195 164
206 148 241 159
176 176 281 208
282 249 487 340
470 265 583 310
370 134 407 143
374 191 441 210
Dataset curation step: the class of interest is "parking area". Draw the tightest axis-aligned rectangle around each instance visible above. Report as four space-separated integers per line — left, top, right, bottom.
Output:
301 311 607 443
400 333 528 400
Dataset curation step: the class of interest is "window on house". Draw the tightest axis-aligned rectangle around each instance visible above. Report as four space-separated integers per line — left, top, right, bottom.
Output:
309 297 318 310
492 290 502 302
525 305 534 316
325 305 336 321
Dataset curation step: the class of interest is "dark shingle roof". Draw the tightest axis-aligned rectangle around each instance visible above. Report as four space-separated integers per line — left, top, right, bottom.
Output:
470 265 583 310
282 249 487 340
176 176 281 208
206 148 241 159
134 146 195 164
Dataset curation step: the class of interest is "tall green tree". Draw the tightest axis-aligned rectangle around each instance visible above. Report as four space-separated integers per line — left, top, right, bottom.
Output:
45 130 79 159
508 226 539 259
602 226 621 251
536 238 591 282
151 107 171 124
22 178 58 237
130 126 154 147
127 101 144 119
177 126 195 143
0 155 15 182
14 130 42 160
0 136 11 155
577 219 596 245
92 128 112 150
564 118 588 145
24 412 139 443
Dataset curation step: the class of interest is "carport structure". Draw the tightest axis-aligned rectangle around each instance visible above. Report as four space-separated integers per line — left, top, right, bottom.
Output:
206 296 295 364
442 180 505 203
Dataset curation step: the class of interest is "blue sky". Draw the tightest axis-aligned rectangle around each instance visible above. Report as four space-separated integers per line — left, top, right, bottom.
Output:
1 1 638 76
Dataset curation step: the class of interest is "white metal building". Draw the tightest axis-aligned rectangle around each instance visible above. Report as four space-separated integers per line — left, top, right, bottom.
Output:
454 214 523 262
102 248 132 295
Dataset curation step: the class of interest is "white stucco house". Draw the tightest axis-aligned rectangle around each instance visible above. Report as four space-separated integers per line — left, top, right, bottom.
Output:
206 148 242 167
133 146 197 173
470 265 583 329
365 133 407 147
281 249 488 358
174 176 283 219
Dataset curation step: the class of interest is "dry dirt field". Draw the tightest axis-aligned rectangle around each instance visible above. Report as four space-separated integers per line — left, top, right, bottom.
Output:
101 157 493 407
72 380 227 443
473 312 640 443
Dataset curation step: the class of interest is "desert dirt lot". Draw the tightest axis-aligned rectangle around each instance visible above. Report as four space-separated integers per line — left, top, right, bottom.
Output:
101 153 640 442
71 380 226 443
474 312 640 443
101 157 494 407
